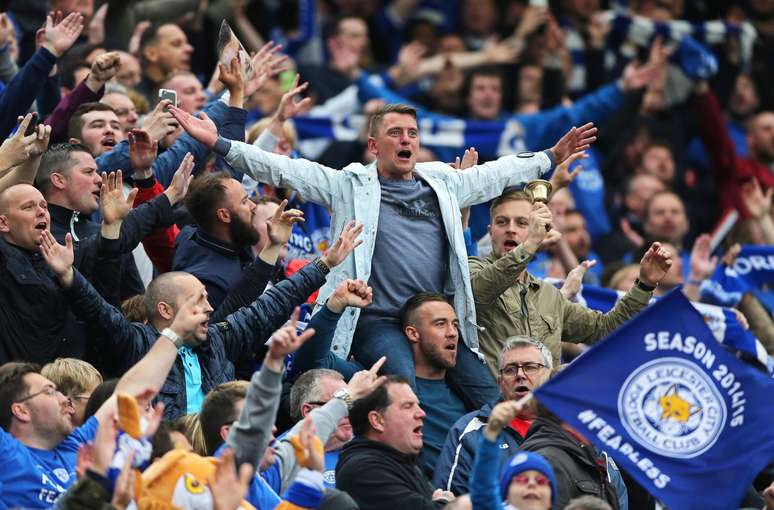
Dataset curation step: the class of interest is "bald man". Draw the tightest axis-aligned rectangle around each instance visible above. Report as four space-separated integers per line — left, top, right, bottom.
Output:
0 184 115 364
42 229 352 419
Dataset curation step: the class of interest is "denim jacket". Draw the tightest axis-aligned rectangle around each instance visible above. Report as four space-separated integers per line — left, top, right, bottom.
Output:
217 138 554 357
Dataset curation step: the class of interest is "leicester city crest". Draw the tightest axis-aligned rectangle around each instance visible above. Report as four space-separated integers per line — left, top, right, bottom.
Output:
617 357 726 459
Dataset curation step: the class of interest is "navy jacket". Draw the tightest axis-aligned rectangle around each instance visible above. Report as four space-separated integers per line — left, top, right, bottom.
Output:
432 403 525 496
49 204 144 302
0 47 57 140
172 226 255 311
63 261 326 420
0 234 120 365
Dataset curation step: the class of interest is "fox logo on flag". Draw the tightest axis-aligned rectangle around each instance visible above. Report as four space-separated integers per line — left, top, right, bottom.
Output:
533 290 774 510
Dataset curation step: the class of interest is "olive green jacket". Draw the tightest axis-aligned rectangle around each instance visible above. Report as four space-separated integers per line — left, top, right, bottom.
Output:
469 246 653 375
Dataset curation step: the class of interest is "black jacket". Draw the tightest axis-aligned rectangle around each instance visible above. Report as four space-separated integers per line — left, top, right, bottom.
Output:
49 203 144 301
63 259 325 420
171 225 255 311
336 437 446 510
520 417 620 509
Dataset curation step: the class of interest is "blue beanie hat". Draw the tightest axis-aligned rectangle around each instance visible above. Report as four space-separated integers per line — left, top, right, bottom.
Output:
499 451 558 508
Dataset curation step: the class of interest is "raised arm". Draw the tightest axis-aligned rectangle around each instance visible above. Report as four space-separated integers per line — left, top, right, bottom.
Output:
0 12 83 139
95 288 210 424
275 357 387 492
211 199 303 321
39 230 150 365
220 222 363 360
562 242 671 344
0 115 51 192
168 104 341 207
292 278 372 379
451 123 596 209
469 203 554 304
226 308 316 471
45 51 120 143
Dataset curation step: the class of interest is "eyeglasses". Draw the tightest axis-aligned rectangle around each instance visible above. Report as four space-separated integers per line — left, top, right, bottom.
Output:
512 474 550 486
500 362 546 377
16 385 61 403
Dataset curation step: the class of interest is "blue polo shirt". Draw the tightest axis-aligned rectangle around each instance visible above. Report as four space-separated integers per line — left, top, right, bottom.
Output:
180 346 205 413
0 416 99 508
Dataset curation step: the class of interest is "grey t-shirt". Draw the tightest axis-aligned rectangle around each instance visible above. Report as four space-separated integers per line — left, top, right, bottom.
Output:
359 176 448 322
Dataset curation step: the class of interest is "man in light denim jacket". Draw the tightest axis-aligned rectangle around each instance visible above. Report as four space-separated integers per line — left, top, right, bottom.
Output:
170 101 596 407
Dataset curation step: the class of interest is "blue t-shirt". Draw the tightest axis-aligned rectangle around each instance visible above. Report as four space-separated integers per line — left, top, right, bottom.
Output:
415 377 467 475
179 346 205 414
0 416 99 508
214 443 281 510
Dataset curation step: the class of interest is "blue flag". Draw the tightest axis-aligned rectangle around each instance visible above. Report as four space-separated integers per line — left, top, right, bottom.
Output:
700 245 774 308
533 290 774 510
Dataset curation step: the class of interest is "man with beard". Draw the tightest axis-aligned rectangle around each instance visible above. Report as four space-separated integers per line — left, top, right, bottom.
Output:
173 171 268 309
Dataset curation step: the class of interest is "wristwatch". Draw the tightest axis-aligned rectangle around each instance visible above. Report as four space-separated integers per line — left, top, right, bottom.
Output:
313 257 331 276
160 327 184 349
331 388 353 410
634 278 657 292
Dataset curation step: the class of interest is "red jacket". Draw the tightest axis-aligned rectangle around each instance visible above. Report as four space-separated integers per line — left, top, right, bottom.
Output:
695 90 774 218
133 177 179 272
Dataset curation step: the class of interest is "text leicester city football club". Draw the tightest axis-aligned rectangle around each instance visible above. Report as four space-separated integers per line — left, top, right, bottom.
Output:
574 330 749 491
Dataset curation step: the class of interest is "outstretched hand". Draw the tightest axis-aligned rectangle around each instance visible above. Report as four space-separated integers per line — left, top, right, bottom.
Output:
274 74 313 122
688 233 717 282
41 11 84 57
548 122 596 166
549 151 586 192
266 307 316 367
638 241 673 287
163 152 195 206
560 259 596 301
40 230 74 286
321 221 364 268
266 198 305 246
100 170 138 225
168 106 218 149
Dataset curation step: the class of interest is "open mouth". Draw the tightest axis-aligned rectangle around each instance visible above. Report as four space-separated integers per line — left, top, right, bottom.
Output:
397 150 412 160
413 425 422 436
34 221 47 230
444 342 457 351
101 137 117 149
503 240 519 249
